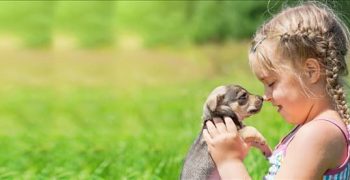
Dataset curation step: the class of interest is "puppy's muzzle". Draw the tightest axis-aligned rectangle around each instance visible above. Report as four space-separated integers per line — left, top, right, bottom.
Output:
247 96 263 114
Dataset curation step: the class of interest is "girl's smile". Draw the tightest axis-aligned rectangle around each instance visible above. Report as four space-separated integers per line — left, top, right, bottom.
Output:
276 105 282 113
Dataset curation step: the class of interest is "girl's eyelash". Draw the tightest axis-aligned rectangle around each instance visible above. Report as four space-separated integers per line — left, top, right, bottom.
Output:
268 82 275 87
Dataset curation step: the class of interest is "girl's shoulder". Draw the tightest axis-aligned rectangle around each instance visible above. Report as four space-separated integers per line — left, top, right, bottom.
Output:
274 118 349 178
298 118 348 143
289 118 348 170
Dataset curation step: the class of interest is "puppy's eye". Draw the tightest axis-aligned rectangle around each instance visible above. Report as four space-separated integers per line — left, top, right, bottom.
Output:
239 92 248 100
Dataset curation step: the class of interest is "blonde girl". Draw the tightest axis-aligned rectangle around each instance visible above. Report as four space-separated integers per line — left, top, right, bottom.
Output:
203 2 350 179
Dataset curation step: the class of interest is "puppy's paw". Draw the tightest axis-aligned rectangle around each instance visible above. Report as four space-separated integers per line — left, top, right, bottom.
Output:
239 126 272 157
238 126 265 142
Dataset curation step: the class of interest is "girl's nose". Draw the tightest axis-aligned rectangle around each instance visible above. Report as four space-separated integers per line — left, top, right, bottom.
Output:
263 95 271 101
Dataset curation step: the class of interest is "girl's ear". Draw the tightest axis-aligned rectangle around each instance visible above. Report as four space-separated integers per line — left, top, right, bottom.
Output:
304 58 321 84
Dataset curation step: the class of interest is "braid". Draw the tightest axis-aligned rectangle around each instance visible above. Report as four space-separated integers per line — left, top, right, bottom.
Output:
324 39 350 124
280 27 350 125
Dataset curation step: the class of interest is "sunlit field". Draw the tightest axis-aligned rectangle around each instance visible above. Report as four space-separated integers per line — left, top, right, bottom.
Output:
0 42 295 179
1 1 349 179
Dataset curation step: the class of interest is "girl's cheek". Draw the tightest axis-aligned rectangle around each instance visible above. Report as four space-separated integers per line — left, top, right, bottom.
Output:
272 88 286 102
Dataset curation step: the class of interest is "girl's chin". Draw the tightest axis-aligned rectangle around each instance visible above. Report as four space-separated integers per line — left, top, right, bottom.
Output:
281 114 300 125
279 111 293 123
277 109 298 124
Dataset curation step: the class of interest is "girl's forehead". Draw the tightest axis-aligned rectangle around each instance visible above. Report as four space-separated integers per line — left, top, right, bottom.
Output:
249 52 277 81
249 39 292 81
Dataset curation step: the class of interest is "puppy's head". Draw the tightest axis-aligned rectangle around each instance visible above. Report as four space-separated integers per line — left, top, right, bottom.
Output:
206 84 263 123
223 85 263 119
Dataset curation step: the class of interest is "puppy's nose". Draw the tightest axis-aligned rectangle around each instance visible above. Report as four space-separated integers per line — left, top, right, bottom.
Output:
255 98 263 107
263 95 271 101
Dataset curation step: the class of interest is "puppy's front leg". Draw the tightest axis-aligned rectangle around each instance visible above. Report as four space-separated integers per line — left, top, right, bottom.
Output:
238 126 272 158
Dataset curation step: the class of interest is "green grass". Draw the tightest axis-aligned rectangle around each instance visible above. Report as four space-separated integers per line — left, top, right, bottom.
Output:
0 80 289 179
0 44 293 178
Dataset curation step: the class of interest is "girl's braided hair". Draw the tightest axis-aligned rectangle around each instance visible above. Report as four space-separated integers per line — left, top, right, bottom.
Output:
250 2 350 124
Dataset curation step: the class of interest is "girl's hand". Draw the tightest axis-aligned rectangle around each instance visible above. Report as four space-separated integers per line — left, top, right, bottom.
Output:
203 117 250 165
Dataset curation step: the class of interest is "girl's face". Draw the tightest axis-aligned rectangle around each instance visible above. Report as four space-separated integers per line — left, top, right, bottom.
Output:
249 39 314 125
256 69 313 125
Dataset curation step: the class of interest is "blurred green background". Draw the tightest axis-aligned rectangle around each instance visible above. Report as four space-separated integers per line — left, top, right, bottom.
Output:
0 0 349 179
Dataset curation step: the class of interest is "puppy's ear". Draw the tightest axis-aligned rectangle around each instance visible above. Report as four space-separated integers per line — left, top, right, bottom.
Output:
207 95 225 111
206 86 226 111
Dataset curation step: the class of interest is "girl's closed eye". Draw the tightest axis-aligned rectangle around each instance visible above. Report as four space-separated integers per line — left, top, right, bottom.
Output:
268 81 275 87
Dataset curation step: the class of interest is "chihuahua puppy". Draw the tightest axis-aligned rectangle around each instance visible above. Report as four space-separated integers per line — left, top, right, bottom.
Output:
181 84 272 180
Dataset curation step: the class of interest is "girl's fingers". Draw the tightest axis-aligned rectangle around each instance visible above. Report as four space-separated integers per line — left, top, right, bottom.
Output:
224 116 238 134
213 117 226 133
206 120 219 136
203 129 212 145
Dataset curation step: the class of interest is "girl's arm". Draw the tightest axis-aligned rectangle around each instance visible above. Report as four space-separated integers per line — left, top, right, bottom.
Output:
203 117 252 179
216 159 251 180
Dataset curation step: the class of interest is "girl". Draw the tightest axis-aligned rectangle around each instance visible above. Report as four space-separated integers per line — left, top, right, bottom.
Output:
203 2 350 179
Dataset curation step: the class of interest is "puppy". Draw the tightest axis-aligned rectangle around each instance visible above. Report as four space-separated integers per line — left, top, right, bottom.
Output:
181 84 272 180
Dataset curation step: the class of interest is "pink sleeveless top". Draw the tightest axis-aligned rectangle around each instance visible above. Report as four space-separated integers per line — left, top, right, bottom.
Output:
264 119 350 180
